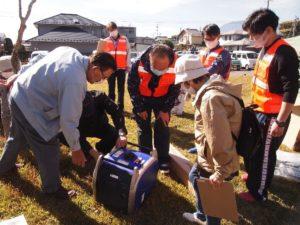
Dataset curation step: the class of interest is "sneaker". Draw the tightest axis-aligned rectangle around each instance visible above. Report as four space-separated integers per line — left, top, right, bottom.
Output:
45 187 77 200
182 212 207 225
188 147 197 154
238 191 256 203
159 163 170 174
241 173 248 182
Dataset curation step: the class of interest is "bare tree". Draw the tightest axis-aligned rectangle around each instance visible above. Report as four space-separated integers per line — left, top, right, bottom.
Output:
11 0 37 73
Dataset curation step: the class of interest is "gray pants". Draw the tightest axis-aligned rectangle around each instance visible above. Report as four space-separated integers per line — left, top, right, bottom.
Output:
0 100 61 193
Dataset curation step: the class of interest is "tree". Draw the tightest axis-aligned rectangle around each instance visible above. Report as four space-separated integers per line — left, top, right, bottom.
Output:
17 44 28 62
3 38 13 55
162 40 175 50
11 0 37 73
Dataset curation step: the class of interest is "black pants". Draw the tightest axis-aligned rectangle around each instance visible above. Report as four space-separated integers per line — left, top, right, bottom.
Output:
134 108 170 164
244 112 290 201
58 123 119 156
108 69 126 111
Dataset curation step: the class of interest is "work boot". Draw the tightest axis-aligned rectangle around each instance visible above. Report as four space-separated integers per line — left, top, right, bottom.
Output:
45 187 77 200
182 212 207 225
238 191 256 203
159 162 170 174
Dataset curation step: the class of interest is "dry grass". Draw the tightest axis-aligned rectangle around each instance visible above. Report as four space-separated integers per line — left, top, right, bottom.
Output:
0 72 299 225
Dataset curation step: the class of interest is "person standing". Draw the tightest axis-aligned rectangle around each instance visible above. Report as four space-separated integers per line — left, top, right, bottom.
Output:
199 24 231 80
239 9 299 202
128 44 180 173
0 47 116 199
99 22 131 111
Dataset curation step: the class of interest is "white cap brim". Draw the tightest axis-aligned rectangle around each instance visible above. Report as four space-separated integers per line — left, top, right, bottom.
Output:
175 67 209 84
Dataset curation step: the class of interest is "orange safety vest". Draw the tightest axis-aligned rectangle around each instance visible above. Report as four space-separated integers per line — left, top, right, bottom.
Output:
199 46 230 79
138 62 175 97
252 38 289 114
104 35 128 69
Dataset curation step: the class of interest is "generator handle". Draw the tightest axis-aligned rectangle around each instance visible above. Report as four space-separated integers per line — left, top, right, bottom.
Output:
127 141 153 152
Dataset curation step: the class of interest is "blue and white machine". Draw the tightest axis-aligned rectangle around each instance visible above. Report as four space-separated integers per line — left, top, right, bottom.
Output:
93 147 158 213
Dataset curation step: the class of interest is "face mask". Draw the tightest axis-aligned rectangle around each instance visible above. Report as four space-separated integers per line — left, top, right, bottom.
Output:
150 64 168 76
110 30 119 38
253 31 268 48
187 86 196 95
204 39 219 50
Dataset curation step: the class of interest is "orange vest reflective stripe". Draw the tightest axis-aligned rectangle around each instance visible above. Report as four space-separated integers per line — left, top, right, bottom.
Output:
199 46 229 79
104 36 128 69
138 62 175 97
252 38 288 114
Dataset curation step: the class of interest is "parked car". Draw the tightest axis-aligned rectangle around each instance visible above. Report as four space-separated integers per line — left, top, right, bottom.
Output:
130 51 140 64
176 51 186 57
230 56 241 71
232 51 258 70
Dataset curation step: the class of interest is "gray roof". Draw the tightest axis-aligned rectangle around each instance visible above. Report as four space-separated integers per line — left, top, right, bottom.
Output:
27 27 99 43
178 29 202 37
220 21 244 33
34 13 104 27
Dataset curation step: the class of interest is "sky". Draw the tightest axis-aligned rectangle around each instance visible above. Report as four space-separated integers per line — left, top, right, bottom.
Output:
0 0 299 42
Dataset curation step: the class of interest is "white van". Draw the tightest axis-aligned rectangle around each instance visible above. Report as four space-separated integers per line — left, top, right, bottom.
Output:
232 51 258 70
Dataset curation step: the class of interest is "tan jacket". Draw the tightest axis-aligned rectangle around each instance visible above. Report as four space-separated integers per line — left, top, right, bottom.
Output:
193 75 242 180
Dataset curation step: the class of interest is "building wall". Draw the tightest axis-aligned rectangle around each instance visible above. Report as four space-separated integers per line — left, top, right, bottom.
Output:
30 41 98 55
178 33 189 44
102 27 137 43
190 36 202 45
132 44 151 53
223 45 250 52
221 34 248 41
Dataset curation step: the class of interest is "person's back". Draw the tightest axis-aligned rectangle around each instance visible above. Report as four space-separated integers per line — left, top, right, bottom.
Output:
193 75 242 178
10 46 88 142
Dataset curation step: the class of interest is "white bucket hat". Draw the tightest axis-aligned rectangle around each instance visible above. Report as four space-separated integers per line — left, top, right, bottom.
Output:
174 54 208 84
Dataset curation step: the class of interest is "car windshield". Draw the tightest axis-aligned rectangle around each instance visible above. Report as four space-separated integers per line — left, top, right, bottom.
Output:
131 53 137 58
247 53 257 59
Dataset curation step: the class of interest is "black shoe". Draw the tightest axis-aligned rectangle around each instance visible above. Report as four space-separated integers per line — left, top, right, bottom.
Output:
45 187 77 200
159 163 170 174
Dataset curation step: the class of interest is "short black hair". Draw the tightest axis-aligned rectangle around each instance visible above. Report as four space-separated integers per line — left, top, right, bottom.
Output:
192 74 209 84
91 52 116 71
150 44 175 66
242 9 279 34
107 22 118 30
202 24 220 37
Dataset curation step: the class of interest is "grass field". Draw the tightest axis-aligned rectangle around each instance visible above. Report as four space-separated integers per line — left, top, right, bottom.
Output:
0 72 299 225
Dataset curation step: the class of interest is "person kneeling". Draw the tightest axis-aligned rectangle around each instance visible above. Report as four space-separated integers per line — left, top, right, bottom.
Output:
58 90 127 161
174 55 242 225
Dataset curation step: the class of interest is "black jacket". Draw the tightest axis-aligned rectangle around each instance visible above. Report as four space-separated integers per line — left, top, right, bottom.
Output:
79 90 127 135
265 38 299 104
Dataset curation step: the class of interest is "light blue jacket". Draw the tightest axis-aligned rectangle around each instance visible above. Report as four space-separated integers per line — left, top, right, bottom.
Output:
10 47 89 150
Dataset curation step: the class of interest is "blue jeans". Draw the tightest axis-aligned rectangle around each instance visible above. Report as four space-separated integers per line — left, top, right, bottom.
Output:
189 164 221 225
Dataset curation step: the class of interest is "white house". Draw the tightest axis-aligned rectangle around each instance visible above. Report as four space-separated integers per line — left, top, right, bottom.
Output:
178 29 202 45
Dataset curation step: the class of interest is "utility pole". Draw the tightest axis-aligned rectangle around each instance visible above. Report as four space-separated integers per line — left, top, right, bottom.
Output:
292 17 299 37
267 0 271 9
156 23 159 37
